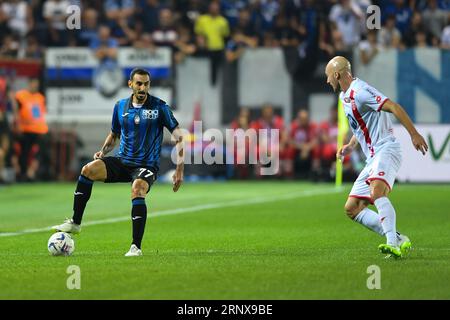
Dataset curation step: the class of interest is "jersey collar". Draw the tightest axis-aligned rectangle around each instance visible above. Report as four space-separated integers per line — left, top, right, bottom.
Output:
128 94 153 109
343 77 358 97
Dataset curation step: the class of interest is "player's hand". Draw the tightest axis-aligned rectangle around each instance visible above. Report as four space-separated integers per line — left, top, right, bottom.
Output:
411 133 428 155
93 151 104 160
336 144 353 162
172 167 184 192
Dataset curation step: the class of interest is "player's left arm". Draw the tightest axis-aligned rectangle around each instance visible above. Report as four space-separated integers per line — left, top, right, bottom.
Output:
381 100 428 155
171 127 184 192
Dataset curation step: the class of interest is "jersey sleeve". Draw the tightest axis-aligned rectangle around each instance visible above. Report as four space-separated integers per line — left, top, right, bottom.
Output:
357 85 389 112
111 102 121 134
161 104 179 133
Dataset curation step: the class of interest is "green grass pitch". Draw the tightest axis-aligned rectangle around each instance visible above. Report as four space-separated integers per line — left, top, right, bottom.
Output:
0 181 449 299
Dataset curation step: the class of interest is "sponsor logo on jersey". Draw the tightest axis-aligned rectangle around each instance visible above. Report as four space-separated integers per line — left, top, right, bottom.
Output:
142 109 159 120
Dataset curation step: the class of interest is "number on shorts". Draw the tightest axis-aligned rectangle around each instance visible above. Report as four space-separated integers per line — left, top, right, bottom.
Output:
138 168 153 178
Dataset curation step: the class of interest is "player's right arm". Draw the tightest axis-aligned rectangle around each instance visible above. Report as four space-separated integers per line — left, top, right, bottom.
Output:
94 131 120 160
337 135 358 162
381 99 428 155
94 102 121 160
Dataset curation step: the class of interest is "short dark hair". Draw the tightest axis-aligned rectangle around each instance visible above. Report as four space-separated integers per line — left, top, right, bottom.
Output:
129 68 151 81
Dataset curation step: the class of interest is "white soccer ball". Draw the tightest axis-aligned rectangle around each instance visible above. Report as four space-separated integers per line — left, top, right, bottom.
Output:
48 232 75 256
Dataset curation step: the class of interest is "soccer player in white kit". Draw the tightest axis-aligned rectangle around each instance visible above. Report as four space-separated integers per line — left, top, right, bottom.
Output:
325 56 428 258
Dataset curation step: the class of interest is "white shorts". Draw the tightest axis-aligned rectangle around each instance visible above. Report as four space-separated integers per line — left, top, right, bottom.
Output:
349 142 402 204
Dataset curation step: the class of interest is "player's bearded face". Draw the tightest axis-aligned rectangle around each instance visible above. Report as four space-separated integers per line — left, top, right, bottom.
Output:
130 75 150 102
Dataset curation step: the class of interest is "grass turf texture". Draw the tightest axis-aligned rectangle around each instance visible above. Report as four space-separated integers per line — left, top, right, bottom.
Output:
0 181 449 299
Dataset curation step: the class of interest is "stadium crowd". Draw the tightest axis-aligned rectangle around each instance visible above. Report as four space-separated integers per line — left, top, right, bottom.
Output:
0 0 449 62
1 0 449 183
227 104 352 181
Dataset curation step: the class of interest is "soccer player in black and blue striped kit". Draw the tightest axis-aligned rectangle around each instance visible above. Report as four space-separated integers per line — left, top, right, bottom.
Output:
52 68 184 256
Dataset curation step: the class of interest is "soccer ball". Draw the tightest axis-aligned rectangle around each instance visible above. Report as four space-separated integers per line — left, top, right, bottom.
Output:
48 232 75 256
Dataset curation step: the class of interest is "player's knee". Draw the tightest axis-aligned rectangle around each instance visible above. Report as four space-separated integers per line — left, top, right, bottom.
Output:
81 164 95 180
131 180 148 198
344 203 360 219
370 187 386 201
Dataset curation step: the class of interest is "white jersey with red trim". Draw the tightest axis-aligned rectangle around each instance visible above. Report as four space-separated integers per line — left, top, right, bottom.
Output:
339 78 396 159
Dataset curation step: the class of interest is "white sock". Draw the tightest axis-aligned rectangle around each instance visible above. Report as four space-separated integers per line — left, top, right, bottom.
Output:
354 208 384 236
374 197 398 246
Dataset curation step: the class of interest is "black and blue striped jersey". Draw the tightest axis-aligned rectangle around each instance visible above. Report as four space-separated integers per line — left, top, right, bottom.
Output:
111 94 178 172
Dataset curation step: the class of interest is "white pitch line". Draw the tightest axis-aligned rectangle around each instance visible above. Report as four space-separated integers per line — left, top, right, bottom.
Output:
0 187 342 237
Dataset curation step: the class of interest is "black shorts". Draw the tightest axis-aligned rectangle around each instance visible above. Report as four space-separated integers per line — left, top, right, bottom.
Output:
100 157 157 192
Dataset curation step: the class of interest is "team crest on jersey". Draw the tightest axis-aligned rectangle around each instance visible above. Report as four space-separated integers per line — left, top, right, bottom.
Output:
142 109 159 120
344 97 351 103
134 114 140 124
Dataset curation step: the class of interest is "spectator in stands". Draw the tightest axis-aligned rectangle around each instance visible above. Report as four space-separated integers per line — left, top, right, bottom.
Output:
174 25 197 64
13 78 48 182
251 104 284 134
111 16 139 46
289 109 318 179
152 8 178 48
28 0 47 45
137 0 161 34
402 10 425 47
104 0 138 46
384 0 413 36
221 0 249 28
317 106 339 181
359 29 381 65
319 17 337 59
256 0 280 33
422 0 448 45
441 19 450 49
133 32 156 51
76 7 99 47
378 14 402 48
0 75 13 184
415 26 431 47
0 0 33 39
23 33 45 60
235 8 258 46
229 107 253 179
0 110 9 184
273 13 293 47
43 0 71 46
329 0 364 49
261 30 279 48
104 0 135 22
331 26 348 55
250 104 285 178
90 25 118 64
176 0 204 31
195 0 230 85
0 34 19 58
289 0 319 50
225 27 254 62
